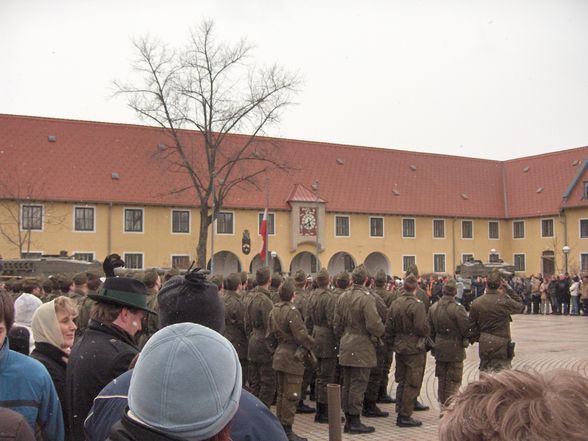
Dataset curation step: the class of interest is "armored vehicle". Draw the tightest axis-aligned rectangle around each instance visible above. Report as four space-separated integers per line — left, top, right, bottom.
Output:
0 257 102 280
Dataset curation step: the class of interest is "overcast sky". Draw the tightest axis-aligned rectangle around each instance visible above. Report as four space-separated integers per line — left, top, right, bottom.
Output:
2 0 587 160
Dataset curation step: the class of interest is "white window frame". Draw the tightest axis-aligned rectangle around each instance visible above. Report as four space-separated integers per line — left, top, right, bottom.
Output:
20 203 44 231
433 253 446 273
402 218 416 239
215 211 235 235
402 255 416 273
170 209 191 235
540 218 554 238
461 253 474 264
488 220 500 240
369 216 384 238
171 254 191 269
334 215 350 238
432 218 445 239
72 251 96 262
461 219 474 240
123 207 144 234
73 205 96 233
512 220 525 239
513 253 526 272
258 211 276 236
579 218 588 239
123 252 144 269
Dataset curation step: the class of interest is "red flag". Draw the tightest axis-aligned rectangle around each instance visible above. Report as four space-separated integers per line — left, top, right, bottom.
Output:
259 208 268 262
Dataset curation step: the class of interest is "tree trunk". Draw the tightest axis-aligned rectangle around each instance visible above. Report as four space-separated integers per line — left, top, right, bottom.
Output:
196 205 210 268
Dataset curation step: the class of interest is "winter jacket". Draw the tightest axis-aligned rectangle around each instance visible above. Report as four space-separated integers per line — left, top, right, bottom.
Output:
0 408 35 441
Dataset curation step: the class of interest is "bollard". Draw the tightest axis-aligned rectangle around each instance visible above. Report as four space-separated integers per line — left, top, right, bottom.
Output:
326 383 342 441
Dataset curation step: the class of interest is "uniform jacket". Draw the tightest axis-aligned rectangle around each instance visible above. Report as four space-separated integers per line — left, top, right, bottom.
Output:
333 284 384 368
305 288 337 358
244 287 274 363
386 291 429 355
269 301 314 375
66 319 139 441
75 295 95 336
292 287 309 321
0 338 64 441
428 295 471 362
373 286 395 309
220 289 248 360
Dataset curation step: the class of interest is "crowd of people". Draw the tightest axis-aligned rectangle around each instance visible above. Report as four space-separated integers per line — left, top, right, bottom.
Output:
1 254 587 441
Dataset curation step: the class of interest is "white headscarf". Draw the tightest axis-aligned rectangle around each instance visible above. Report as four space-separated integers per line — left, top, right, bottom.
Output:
31 300 66 349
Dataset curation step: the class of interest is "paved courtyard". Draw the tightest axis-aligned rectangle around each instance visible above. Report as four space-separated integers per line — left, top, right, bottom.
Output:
291 314 588 441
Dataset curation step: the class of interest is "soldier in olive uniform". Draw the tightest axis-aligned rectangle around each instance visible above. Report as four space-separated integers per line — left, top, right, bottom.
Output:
386 275 429 427
428 278 472 405
75 273 100 336
305 268 336 423
268 278 314 441
333 265 384 434
244 267 276 407
138 269 161 347
270 273 283 304
469 270 524 372
220 273 248 386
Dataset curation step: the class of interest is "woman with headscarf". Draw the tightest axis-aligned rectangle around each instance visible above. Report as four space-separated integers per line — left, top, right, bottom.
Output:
31 296 77 441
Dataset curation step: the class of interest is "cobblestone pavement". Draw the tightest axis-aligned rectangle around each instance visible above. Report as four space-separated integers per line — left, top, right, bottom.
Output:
290 314 588 441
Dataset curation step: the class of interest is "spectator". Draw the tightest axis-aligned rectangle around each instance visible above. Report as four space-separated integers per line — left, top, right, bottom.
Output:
107 323 241 441
540 276 551 315
0 291 64 441
12 292 43 354
569 276 580 316
31 297 78 441
0 407 36 441
438 369 588 441
581 275 588 316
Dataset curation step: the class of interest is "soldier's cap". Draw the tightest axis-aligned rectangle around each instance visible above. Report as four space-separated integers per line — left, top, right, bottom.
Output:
89 277 156 314
444 278 457 291
404 274 418 285
316 268 330 284
351 264 369 284
337 271 350 283
209 274 224 289
293 269 306 284
374 269 387 284
405 264 419 278
487 269 502 285
72 272 88 286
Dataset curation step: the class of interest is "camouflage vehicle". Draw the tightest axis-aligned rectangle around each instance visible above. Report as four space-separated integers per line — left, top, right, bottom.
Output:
455 259 515 280
0 256 102 281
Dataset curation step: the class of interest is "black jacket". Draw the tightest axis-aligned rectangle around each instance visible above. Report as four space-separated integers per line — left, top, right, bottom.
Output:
107 412 175 441
66 320 139 441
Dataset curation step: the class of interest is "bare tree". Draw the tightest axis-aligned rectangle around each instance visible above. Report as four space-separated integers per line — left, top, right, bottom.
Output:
115 19 300 267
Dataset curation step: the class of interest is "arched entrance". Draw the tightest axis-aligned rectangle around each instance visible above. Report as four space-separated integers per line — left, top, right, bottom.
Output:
364 252 391 275
207 251 242 276
290 252 320 275
542 250 555 276
250 253 283 274
328 252 356 274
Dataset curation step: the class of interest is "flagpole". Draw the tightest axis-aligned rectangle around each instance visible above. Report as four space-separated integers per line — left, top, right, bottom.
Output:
265 176 269 268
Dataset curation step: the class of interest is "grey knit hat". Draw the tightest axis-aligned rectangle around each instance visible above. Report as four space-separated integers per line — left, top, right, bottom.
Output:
128 323 242 441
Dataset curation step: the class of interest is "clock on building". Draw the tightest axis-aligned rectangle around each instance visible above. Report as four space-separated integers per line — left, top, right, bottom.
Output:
299 207 317 236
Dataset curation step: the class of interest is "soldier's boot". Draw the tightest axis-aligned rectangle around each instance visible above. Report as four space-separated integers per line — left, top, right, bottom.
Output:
282 425 308 441
397 415 423 427
377 393 396 404
413 398 430 411
314 403 329 423
296 400 316 414
362 399 389 418
344 414 375 434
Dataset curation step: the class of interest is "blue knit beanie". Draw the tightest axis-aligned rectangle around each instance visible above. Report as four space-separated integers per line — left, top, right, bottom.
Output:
128 323 241 441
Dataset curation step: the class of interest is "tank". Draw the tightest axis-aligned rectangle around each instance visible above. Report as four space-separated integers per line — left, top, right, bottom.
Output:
455 259 515 279
0 257 102 280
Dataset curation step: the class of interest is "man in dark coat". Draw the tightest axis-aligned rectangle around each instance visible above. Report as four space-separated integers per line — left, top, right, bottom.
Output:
66 277 156 441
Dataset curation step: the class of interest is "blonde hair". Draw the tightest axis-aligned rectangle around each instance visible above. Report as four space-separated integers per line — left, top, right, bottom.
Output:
439 369 588 441
54 296 78 318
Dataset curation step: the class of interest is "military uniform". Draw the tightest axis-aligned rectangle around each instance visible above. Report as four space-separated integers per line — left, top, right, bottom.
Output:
469 272 524 372
385 282 429 422
333 269 384 433
292 272 314 412
268 300 314 433
428 282 472 405
138 286 159 348
244 285 276 407
221 288 248 385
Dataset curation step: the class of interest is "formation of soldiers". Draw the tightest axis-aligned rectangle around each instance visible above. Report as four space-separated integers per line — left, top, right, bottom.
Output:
216 263 525 440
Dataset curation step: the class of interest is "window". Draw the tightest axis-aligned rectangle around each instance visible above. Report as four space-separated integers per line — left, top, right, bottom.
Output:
171 255 191 269
402 255 416 273
258 212 276 235
343 254 355 272
580 219 588 239
335 216 350 237
582 254 588 272
216 212 234 234
433 219 445 238
402 218 415 238
124 208 143 232
462 254 474 263
513 220 525 239
461 220 473 239
514 254 526 272
74 252 95 262
369 217 384 237
172 210 190 234
434 254 446 273
489 252 501 263
541 219 554 238
74 207 95 232
584 182 588 199
21 204 43 230
124 253 143 269
488 221 499 239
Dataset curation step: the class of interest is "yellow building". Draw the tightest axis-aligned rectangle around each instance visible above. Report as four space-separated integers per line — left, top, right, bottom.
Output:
1 114 587 277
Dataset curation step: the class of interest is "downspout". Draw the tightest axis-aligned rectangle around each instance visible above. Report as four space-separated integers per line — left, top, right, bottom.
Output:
452 217 456 275
107 202 112 255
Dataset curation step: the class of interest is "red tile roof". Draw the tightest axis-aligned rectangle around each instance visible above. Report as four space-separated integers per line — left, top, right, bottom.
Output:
0 114 586 218
287 184 326 203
